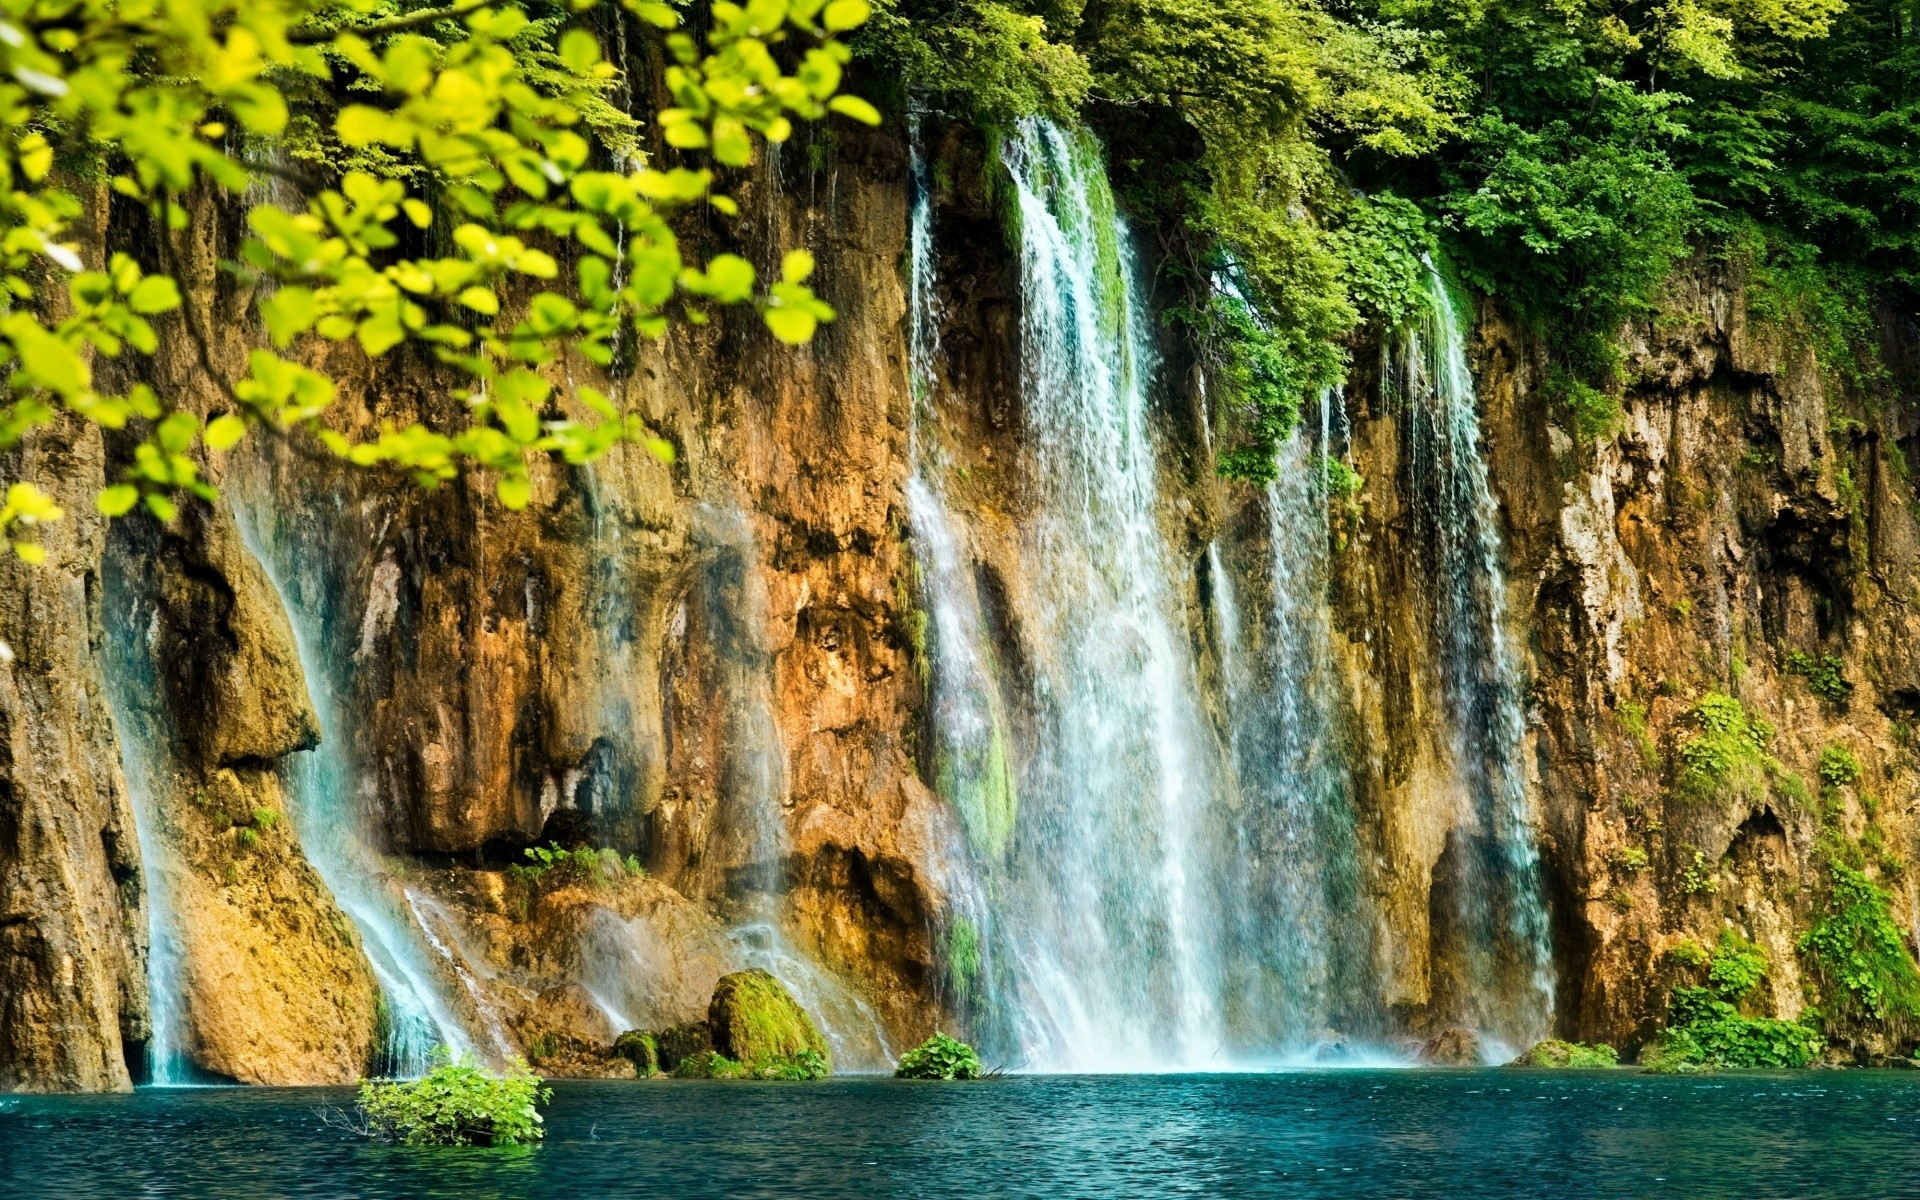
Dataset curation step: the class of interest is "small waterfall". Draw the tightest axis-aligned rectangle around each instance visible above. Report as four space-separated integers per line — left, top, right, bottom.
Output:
231 499 475 1075
1216 386 1381 1057
1391 263 1555 1049
98 592 189 1084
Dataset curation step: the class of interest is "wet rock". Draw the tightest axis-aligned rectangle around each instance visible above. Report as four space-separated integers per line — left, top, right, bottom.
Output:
1419 1027 1483 1066
652 1021 713 1073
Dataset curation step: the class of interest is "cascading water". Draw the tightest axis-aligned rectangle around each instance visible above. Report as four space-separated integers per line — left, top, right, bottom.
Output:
1215 386 1382 1057
975 118 1227 1070
231 498 476 1075
98 591 189 1084
1390 263 1555 1050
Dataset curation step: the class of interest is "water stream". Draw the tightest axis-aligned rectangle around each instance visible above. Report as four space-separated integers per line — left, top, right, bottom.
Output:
906 120 1555 1066
1389 263 1556 1050
231 498 477 1075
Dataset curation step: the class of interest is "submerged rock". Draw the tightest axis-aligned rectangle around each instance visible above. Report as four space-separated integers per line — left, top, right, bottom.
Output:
1419 1028 1483 1066
1509 1039 1619 1069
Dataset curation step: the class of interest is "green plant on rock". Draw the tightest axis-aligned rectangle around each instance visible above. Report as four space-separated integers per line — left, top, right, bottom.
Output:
357 1054 550 1146
895 1032 984 1079
1798 860 1920 1029
1786 652 1853 706
1610 846 1649 874
1679 848 1720 896
1644 932 1824 1072
507 843 644 891
1509 1039 1618 1069
1818 745 1863 790
1674 692 1775 803
707 969 832 1078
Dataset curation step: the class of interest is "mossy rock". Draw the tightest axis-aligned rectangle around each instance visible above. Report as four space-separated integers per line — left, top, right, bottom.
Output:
612 1030 660 1076
672 1049 743 1079
651 1021 713 1073
708 969 830 1074
1509 1039 1619 1069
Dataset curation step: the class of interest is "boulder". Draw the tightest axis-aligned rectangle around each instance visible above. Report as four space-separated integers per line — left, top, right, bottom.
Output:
651 1021 713 1073
1508 1039 1619 1068
1418 1027 1483 1066
707 969 830 1070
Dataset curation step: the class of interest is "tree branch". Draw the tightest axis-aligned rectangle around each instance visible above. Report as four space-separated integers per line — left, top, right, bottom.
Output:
288 0 491 45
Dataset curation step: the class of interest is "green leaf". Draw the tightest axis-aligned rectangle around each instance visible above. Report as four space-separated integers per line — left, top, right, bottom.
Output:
205 415 247 452
828 95 881 126
402 200 433 229
497 474 531 510
559 29 601 73
764 306 818 344
822 0 871 32
144 493 178 523
97 485 140 516
127 275 182 315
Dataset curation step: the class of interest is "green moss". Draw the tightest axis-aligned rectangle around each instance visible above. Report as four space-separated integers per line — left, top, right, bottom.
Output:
947 916 984 1007
612 1030 660 1076
938 718 1019 858
895 1032 985 1079
1509 1039 1619 1068
707 969 831 1078
1616 701 1661 770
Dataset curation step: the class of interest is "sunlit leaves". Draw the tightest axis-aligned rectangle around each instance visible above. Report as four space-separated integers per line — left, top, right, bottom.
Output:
0 0 875 553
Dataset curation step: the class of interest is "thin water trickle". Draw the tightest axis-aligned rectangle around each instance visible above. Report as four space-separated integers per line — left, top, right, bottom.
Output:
1390 262 1555 1048
98 592 189 1085
230 498 475 1075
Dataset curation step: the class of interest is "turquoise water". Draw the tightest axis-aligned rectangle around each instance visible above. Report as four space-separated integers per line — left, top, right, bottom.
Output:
5 1072 1919 1197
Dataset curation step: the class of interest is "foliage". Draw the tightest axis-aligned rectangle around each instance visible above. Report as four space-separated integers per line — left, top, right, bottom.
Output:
1322 456 1364 500
1786 651 1853 706
506 842 643 890
1679 848 1719 896
1817 745 1863 790
1645 931 1824 1071
894 1031 984 1079
0 0 881 558
357 1054 549 1145
1609 846 1648 874
1798 860 1920 1028
1674 692 1775 803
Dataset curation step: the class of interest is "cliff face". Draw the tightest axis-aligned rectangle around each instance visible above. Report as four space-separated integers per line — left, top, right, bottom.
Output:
5 117 1920 1088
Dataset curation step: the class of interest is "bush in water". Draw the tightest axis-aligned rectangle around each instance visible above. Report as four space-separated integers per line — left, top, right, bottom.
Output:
357 1055 550 1146
895 1033 984 1080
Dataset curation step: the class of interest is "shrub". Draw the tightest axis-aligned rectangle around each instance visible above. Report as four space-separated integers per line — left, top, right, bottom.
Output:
357 1056 550 1146
1645 931 1825 1071
895 1032 985 1080
1818 745 1863 790
506 843 644 891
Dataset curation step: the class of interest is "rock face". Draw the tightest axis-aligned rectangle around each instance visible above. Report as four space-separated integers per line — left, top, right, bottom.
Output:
0 420 147 1092
7 113 1920 1089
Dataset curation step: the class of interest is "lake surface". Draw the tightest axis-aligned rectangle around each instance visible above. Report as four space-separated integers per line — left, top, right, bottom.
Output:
5 1070 1919 1198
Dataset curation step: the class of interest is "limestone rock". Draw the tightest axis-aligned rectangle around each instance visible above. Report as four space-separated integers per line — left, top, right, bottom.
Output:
1419 1027 1483 1066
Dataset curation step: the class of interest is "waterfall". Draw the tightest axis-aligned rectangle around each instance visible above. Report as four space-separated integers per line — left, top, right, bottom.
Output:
231 499 476 1076
1391 262 1555 1050
98 592 189 1084
1215 386 1382 1058
979 118 1226 1070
